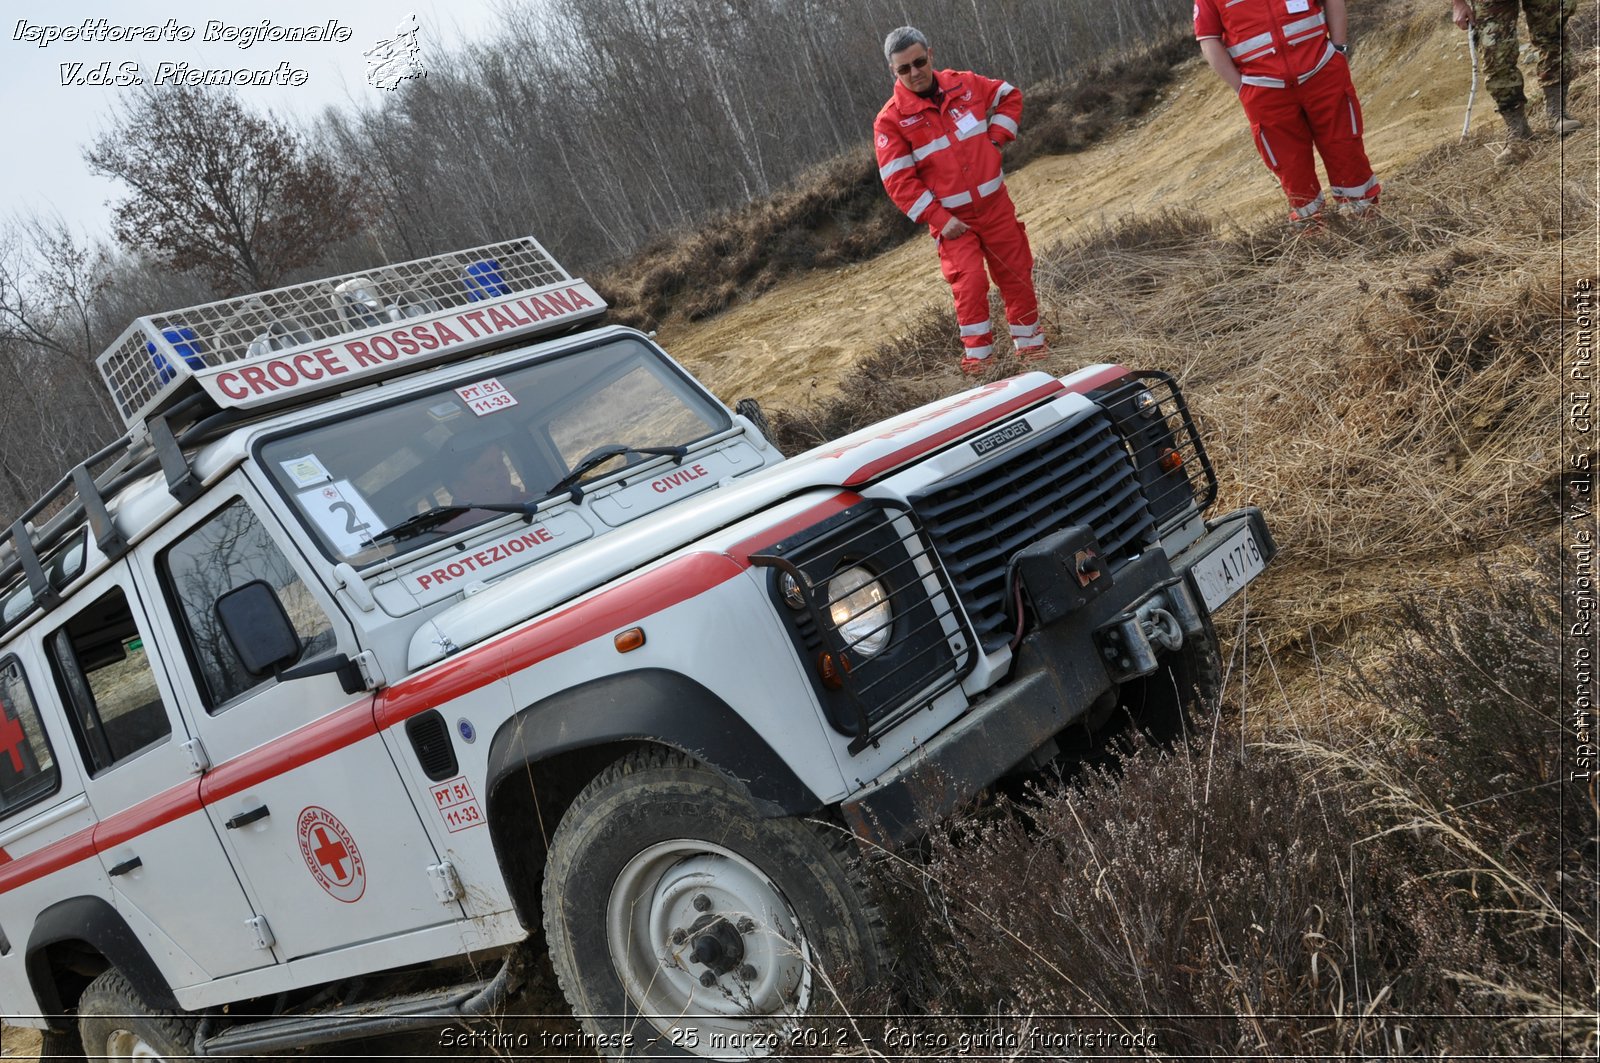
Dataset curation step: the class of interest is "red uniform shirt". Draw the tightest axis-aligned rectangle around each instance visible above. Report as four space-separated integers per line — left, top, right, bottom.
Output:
1194 0 1336 88
873 70 1022 235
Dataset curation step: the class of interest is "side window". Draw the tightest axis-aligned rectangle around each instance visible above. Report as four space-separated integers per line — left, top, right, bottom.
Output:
48 588 171 775
0 656 60 817
161 498 336 712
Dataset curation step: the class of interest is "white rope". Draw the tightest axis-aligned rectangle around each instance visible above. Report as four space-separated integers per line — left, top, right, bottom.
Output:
1462 25 1479 139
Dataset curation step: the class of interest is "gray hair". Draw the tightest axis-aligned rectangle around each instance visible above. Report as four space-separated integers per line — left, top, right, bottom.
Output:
883 25 929 63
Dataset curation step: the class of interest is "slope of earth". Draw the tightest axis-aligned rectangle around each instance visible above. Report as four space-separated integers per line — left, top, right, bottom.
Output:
659 14 1544 407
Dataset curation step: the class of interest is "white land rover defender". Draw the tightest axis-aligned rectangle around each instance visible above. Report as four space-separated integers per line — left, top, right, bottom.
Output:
0 238 1272 1058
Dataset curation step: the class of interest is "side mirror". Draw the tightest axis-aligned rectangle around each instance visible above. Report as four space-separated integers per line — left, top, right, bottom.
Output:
215 581 369 694
215 581 300 676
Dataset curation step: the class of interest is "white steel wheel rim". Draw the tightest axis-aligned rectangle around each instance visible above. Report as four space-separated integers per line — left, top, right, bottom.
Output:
105 1029 165 1060
607 839 813 1057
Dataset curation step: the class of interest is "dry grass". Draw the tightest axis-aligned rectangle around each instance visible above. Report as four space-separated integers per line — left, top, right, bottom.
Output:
853 557 1592 1058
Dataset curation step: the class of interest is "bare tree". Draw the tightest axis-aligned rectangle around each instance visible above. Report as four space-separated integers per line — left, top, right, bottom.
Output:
0 218 121 514
85 85 365 293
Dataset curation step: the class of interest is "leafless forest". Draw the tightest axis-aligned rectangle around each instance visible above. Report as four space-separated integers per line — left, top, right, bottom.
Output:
0 0 1185 521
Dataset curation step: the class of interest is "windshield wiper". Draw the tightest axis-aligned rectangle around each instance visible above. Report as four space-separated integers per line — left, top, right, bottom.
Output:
543 444 688 501
373 444 690 543
368 499 546 545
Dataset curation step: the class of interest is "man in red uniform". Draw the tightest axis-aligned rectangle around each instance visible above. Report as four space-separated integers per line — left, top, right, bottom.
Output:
1195 0 1380 225
874 26 1045 375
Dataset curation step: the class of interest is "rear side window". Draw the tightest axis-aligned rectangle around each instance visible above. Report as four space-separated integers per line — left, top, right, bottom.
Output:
48 587 172 775
0 656 59 818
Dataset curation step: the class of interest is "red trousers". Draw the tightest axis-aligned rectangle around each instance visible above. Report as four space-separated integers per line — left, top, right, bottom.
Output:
935 188 1043 359
1239 56 1380 221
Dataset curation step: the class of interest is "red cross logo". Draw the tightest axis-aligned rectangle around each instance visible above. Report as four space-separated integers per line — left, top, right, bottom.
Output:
296 806 366 903
0 710 26 774
312 827 350 882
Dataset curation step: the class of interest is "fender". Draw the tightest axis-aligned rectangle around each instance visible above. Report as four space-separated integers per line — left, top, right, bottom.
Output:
26 896 177 1015
485 669 822 819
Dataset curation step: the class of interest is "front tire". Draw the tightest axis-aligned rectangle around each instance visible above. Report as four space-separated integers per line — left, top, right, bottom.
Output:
77 968 198 1061
542 749 886 1059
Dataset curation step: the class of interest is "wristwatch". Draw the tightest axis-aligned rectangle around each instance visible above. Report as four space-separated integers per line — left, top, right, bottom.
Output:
1332 42 1349 54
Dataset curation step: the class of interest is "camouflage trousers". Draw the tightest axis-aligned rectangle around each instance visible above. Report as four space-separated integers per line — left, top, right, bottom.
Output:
1475 0 1580 109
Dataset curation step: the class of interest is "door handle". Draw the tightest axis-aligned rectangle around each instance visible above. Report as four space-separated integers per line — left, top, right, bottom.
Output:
108 856 142 877
225 805 271 830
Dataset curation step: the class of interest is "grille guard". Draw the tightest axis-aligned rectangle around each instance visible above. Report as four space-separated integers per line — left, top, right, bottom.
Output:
752 500 978 755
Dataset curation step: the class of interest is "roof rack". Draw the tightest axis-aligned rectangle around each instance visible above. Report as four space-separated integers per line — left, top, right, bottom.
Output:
96 236 606 436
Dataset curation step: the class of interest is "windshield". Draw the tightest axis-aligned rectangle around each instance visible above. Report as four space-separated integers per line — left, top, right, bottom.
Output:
260 337 729 564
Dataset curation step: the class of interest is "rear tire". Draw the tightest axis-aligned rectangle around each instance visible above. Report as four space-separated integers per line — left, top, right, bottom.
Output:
77 968 198 1061
542 749 887 1059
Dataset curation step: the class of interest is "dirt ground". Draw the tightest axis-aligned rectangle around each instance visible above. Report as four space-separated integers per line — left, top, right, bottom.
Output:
0 13 1572 1063
661 18 1522 408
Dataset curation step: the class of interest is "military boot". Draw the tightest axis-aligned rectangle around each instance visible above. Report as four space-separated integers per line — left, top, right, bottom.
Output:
1496 103 1534 166
1545 84 1581 136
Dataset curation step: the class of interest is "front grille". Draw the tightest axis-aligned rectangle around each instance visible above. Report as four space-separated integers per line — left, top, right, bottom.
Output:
911 408 1157 646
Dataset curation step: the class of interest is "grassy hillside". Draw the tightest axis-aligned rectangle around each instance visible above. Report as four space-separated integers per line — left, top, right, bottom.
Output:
608 0 1593 1054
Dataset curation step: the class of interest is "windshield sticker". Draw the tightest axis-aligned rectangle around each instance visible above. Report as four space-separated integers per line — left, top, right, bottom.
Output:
455 377 519 417
298 480 384 556
279 454 333 488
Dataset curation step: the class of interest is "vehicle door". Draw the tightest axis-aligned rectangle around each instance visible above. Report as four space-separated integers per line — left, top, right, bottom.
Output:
133 477 459 962
40 564 276 982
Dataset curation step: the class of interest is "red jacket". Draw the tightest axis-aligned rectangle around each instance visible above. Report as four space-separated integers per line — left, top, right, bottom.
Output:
874 69 1022 235
1194 0 1336 88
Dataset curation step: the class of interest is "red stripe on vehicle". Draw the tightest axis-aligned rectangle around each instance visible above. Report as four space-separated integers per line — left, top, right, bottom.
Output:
93 780 203 851
376 551 747 729
199 699 379 806
0 831 97 894
1060 364 1133 396
724 493 862 561
0 550 751 897
841 381 1066 486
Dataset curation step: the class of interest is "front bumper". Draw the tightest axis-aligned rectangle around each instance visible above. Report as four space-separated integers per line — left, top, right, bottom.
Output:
839 507 1274 846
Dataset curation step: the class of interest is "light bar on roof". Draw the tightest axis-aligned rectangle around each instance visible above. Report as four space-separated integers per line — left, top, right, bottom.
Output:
95 236 607 431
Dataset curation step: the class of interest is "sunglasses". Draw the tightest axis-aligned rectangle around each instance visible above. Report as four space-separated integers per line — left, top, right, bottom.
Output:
894 56 929 76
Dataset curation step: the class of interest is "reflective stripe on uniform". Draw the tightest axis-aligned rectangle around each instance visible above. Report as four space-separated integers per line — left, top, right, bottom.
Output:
1329 174 1379 199
1242 74 1287 87
960 321 993 337
912 136 951 161
1258 130 1279 166
1009 322 1041 337
1014 332 1047 350
908 190 934 221
878 155 915 180
1296 43 1335 83
1282 11 1326 38
991 113 1018 136
1228 31 1274 58
956 118 991 140
961 344 993 358
1290 192 1325 220
993 82 1016 105
940 190 974 208
977 172 1004 197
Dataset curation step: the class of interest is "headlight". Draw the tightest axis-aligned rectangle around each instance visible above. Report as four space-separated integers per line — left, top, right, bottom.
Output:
827 565 892 659
1133 389 1161 418
778 571 808 610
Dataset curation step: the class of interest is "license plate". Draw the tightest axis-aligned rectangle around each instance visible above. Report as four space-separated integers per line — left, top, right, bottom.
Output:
1189 523 1268 611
